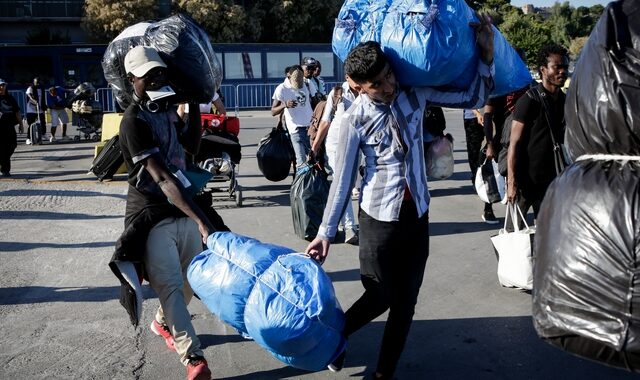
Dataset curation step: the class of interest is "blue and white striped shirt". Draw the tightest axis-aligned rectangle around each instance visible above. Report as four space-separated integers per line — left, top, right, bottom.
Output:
317 62 494 241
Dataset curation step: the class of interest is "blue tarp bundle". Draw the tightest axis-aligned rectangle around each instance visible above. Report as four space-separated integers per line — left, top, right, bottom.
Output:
333 0 532 96
332 0 394 62
187 232 346 371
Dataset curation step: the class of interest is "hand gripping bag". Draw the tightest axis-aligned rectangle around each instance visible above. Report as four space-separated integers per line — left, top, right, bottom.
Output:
256 120 295 182
564 0 640 159
332 0 393 62
290 164 330 241
187 232 346 371
102 13 222 109
532 157 640 371
474 159 505 204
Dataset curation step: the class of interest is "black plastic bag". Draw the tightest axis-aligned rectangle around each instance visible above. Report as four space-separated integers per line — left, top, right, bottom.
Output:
532 158 640 371
564 0 640 159
290 164 330 241
256 120 294 182
102 13 222 109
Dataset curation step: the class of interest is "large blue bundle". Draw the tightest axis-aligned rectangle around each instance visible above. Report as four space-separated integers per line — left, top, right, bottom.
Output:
332 0 393 62
381 0 476 87
376 0 531 94
187 232 346 371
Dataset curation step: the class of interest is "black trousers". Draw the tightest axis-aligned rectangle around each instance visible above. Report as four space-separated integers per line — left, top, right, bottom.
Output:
344 201 429 376
26 112 46 135
464 118 492 211
0 131 17 174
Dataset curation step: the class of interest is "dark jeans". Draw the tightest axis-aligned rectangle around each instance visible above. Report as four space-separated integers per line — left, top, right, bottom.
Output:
344 201 429 377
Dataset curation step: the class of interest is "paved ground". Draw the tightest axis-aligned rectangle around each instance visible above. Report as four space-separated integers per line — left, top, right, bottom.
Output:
0 110 633 380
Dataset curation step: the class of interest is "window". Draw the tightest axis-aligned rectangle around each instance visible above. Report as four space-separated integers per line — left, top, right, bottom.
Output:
224 52 262 80
302 52 334 78
266 52 299 79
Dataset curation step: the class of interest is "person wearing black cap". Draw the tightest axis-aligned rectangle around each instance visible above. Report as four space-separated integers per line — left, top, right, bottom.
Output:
301 57 325 109
0 78 21 176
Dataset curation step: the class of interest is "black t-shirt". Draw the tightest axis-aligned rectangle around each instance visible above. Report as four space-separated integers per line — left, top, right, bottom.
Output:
119 104 187 225
0 93 20 136
512 84 565 192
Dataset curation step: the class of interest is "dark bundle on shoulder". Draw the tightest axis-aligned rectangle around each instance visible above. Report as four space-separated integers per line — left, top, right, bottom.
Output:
564 0 640 159
102 14 222 109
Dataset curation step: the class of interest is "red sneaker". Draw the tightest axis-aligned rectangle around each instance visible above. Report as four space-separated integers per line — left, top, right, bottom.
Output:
186 355 211 380
150 320 176 352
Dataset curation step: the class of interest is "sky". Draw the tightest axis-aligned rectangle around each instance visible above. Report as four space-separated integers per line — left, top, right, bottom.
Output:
510 0 608 7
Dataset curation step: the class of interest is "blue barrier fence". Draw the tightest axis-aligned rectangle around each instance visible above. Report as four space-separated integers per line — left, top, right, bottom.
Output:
10 81 346 115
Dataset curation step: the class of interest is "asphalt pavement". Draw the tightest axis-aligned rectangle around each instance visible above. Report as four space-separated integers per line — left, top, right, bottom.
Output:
0 110 633 380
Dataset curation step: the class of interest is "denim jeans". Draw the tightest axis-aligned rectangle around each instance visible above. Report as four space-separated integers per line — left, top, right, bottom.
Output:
289 127 311 168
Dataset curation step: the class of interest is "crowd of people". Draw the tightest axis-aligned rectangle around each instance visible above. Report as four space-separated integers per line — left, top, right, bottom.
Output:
0 25 575 380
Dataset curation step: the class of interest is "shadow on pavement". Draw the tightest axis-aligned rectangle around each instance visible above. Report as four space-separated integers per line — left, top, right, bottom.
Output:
41 154 94 161
0 241 115 252
0 189 126 200
429 185 475 198
326 268 360 283
429 221 497 236
0 211 121 220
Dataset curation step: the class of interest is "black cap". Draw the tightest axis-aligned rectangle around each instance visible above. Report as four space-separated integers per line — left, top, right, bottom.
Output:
302 57 318 67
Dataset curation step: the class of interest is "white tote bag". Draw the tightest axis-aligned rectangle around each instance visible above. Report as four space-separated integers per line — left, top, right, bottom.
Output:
491 203 535 290
474 159 506 204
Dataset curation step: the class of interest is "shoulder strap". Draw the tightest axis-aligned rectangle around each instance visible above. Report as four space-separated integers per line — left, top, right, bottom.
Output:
532 87 560 147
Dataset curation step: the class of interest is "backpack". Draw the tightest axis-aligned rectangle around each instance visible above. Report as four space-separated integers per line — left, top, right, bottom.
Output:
307 85 344 143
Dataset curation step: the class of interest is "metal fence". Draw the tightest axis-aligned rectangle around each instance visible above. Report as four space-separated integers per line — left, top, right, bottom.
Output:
10 81 345 116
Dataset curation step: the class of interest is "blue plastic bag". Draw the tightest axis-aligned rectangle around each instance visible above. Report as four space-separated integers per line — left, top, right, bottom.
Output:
379 0 531 95
187 232 346 371
332 0 393 62
381 0 477 86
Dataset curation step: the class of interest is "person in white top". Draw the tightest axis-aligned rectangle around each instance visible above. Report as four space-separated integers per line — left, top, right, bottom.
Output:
271 65 313 167
25 76 47 144
311 80 360 244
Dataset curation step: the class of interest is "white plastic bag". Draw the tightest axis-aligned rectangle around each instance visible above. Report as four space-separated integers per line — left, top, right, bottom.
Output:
426 134 454 180
474 159 506 203
491 203 535 290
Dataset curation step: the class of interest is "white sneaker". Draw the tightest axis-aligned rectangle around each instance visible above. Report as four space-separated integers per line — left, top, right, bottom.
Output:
351 188 360 200
25 138 32 145
345 228 359 245
49 136 56 143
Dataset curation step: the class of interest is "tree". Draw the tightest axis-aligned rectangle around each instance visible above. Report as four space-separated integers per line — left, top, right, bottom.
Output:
546 2 572 47
173 0 248 43
569 36 588 60
500 12 552 68
82 0 158 43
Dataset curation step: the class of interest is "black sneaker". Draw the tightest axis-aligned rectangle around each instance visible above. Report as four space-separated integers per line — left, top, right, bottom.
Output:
327 350 346 372
482 209 499 225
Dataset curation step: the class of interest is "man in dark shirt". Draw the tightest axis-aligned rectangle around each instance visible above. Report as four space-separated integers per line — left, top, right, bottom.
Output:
117 46 214 380
0 79 21 176
507 44 569 220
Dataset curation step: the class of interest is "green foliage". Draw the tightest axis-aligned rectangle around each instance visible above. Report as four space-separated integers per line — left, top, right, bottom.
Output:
500 12 552 68
26 28 71 45
173 0 247 43
82 0 158 43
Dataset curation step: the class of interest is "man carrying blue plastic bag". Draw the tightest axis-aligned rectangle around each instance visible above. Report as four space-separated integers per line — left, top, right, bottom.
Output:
306 15 495 380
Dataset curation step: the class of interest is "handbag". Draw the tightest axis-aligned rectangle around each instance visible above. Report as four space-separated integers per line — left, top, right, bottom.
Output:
256 115 295 182
474 158 506 204
425 134 454 179
491 203 535 290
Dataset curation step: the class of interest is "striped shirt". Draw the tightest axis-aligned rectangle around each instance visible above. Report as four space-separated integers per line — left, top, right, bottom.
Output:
317 62 494 241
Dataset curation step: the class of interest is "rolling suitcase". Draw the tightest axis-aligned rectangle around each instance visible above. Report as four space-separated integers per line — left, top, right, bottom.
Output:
29 103 43 145
89 135 124 181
